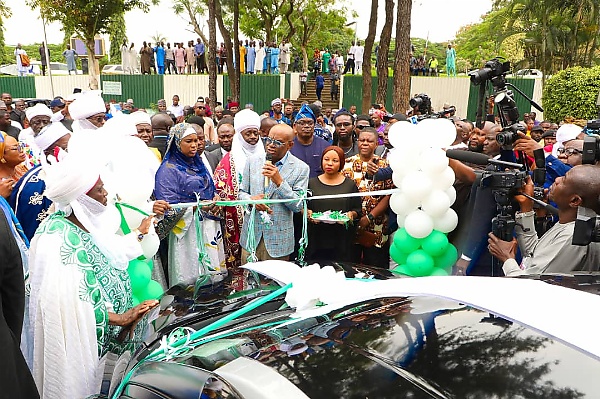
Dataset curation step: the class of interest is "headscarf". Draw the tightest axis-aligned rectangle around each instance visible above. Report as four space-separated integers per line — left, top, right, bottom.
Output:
294 104 316 124
231 110 265 178
44 154 130 269
0 131 6 160
155 122 215 203
552 123 583 157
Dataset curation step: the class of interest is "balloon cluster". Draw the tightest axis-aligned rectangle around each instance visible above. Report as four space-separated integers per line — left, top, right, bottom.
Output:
387 119 459 276
128 258 164 304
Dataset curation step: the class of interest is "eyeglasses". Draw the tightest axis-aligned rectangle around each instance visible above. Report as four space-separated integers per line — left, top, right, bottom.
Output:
335 122 353 128
195 106 206 110
6 143 24 152
264 137 287 148
87 114 105 124
557 147 582 156
355 124 370 130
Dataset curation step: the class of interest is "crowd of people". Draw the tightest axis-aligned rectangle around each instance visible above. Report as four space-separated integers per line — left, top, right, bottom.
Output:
1 84 600 398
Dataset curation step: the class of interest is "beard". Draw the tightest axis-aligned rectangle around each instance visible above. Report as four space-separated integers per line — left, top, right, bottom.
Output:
469 142 484 153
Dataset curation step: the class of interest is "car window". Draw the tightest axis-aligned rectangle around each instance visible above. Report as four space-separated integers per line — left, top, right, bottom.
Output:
116 66 123 71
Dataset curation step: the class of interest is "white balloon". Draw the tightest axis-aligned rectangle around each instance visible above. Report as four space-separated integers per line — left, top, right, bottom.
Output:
390 192 420 216
432 118 458 148
388 121 417 149
387 149 404 172
392 172 404 188
140 223 160 259
445 186 457 206
388 146 420 174
421 190 451 218
404 210 434 238
434 208 459 233
419 147 449 175
432 166 455 190
396 214 406 228
401 171 433 203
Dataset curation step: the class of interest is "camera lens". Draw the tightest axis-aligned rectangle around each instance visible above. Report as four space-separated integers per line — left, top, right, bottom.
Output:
496 131 517 147
409 97 423 108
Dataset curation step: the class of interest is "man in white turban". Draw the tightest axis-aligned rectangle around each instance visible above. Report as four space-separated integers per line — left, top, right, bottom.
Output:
27 153 158 399
18 103 53 168
68 91 107 132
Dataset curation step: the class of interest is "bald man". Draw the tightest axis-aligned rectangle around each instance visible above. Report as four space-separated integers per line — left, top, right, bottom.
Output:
239 123 309 262
150 112 174 157
489 165 600 275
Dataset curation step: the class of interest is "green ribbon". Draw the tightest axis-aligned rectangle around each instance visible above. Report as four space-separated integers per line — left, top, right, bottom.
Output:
114 202 151 235
194 195 213 272
111 282 293 398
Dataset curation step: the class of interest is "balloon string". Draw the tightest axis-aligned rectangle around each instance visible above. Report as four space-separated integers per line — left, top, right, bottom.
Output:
194 194 212 272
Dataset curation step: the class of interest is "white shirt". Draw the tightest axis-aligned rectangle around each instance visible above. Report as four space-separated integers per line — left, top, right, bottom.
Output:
348 45 356 60
167 104 184 118
201 152 213 174
354 46 365 62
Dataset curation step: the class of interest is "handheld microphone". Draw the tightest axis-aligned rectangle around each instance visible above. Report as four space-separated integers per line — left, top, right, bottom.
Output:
264 153 273 191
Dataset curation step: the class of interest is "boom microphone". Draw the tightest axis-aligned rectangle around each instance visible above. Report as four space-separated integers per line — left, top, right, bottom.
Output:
446 149 491 165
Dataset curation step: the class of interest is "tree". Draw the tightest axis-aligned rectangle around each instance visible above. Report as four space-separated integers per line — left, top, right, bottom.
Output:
28 0 158 89
392 0 411 114
375 0 394 106
239 0 292 43
207 0 218 108
0 0 11 65
214 0 239 101
108 13 127 64
362 0 378 114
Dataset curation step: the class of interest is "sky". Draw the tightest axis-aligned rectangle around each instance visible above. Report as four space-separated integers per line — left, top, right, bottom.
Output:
5 0 492 54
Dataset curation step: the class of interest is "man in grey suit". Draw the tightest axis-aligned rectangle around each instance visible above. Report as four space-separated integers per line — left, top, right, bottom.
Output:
239 124 309 262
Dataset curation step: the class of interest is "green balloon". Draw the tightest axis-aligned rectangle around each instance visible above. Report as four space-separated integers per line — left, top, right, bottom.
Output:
393 228 423 253
138 280 164 301
145 258 154 272
390 244 409 265
132 295 141 307
421 230 449 257
433 244 458 272
430 267 449 276
128 259 151 294
406 250 435 276
391 264 415 277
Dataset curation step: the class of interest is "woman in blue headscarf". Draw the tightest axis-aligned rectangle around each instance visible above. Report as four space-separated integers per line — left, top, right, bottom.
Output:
154 123 226 286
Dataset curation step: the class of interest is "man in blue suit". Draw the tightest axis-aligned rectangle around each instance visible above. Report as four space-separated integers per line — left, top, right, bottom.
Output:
239 124 309 262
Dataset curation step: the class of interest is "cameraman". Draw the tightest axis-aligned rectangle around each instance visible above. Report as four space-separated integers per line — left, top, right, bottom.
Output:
488 165 600 275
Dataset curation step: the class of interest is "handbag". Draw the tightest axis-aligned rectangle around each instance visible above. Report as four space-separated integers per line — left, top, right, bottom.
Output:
356 229 377 248
20 54 30 67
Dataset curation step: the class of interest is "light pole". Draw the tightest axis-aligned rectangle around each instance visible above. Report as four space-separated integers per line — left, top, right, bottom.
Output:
345 21 358 46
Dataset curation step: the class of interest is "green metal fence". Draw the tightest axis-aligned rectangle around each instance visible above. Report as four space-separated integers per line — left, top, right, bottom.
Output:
0 77 37 99
99 75 164 109
465 78 536 122
223 75 281 113
342 75 394 111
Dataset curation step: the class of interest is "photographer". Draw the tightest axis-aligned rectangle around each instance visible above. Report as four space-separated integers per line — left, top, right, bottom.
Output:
488 165 600 275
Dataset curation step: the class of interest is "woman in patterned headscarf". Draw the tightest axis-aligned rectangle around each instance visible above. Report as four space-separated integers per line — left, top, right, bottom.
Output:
154 123 226 287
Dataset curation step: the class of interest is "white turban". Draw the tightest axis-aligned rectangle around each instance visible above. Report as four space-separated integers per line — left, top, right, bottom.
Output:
103 114 137 136
34 122 70 151
129 110 152 126
234 109 261 135
552 123 583 157
44 155 100 208
271 98 282 107
25 103 52 121
68 92 106 120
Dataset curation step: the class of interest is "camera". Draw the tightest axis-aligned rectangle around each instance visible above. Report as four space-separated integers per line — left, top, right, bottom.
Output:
409 93 432 115
479 169 527 191
585 119 600 135
582 135 600 165
495 123 526 150
469 58 511 86
572 206 600 246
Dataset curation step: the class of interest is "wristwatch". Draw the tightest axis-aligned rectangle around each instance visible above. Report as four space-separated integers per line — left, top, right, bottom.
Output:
367 213 375 223
134 229 145 242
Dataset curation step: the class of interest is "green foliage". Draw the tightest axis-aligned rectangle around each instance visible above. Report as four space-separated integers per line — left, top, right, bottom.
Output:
108 13 127 63
542 66 600 122
4 43 74 63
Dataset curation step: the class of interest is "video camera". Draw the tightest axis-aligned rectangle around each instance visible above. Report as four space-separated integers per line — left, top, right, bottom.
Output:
468 58 511 87
409 93 432 115
582 135 600 165
573 207 600 246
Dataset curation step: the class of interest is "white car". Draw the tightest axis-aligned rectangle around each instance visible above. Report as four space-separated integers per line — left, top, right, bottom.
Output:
508 68 544 78
102 64 125 75
0 61 82 76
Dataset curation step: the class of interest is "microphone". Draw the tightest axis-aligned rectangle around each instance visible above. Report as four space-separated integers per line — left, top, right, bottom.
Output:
446 149 490 165
264 153 273 191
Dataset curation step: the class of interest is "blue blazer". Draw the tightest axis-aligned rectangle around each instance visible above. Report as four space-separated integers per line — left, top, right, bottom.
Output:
239 153 309 258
